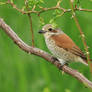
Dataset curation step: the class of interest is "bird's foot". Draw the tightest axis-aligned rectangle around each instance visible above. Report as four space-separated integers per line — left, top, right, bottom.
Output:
58 59 68 67
52 57 59 62
59 62 68 69
52 57 69 69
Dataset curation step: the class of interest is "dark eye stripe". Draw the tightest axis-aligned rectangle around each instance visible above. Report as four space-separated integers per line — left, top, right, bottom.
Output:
48 28 57 33
52 30 57 33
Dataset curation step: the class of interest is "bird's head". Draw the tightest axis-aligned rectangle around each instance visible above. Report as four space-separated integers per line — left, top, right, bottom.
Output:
38 24 64 38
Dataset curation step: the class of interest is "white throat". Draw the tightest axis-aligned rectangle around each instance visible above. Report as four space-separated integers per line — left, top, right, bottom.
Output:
44 32 55 39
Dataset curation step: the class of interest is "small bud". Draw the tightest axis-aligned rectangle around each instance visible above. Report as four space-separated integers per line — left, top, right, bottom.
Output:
71 0 74 3
86 51 89 55
71 12 75 18
67 9 71 12
25 0 28 5
81 34 85 37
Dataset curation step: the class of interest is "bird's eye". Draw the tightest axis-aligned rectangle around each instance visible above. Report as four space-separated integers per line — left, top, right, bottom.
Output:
48 28 53 31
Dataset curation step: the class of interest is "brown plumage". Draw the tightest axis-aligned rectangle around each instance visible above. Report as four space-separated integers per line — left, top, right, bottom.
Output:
51 34 87 63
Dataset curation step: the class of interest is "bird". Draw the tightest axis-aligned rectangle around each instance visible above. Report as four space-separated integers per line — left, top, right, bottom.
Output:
38 24 88 66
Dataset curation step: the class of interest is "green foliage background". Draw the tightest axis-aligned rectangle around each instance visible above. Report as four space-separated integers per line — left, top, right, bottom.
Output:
0 0 92 92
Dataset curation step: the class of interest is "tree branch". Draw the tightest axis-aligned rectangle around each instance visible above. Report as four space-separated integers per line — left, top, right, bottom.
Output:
0 18 92 89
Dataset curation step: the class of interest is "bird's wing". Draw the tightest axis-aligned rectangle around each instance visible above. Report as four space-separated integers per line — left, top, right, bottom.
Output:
51 34 87 61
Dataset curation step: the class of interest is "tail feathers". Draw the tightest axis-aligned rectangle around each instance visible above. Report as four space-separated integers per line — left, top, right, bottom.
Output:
82 60 88 66
78 57 88 66
82 59 92 66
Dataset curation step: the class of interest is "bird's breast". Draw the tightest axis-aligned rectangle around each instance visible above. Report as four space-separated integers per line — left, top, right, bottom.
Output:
45 37 78 62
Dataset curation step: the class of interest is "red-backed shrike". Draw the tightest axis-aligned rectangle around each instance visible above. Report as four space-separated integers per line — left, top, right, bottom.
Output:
39 24 88 66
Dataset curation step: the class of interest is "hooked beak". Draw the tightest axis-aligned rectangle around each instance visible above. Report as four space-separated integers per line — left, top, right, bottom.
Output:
38 30 46 34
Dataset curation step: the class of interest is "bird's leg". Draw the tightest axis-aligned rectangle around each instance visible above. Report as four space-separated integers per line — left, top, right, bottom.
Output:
58 59 68 66
57 59 69 75
59 62 68 69
52 57 59 62
52 57 69 66
52 57 69 74
65 63 69 66
52 57 68 68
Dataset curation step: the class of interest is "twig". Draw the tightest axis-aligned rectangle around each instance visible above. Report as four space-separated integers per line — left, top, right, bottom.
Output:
56 0 62 7
0 18 92 89
7 0 68 15
7 1 25 14
0 1 92 15
76 8 92 12
1 0 90 17
25 0 34 46
28 14 34 47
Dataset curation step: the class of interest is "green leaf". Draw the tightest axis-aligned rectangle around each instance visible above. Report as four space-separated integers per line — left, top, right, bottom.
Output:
40 0 45 3
0 2 7 5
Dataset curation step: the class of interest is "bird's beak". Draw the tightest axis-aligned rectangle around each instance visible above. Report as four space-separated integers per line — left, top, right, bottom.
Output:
38 30 46 34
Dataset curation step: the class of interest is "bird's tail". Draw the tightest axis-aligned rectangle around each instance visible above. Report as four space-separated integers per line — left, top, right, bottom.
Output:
83 59 92 66
82 60 88 66
78 57 88 66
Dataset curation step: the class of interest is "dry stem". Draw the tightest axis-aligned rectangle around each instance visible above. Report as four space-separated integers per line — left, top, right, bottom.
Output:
69 0 92 73
25 0 34 46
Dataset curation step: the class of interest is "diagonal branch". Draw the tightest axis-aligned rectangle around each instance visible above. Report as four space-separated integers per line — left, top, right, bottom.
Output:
0 18 92 89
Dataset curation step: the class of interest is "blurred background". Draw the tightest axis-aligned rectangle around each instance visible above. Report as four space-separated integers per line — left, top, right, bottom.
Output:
0 0 92 92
